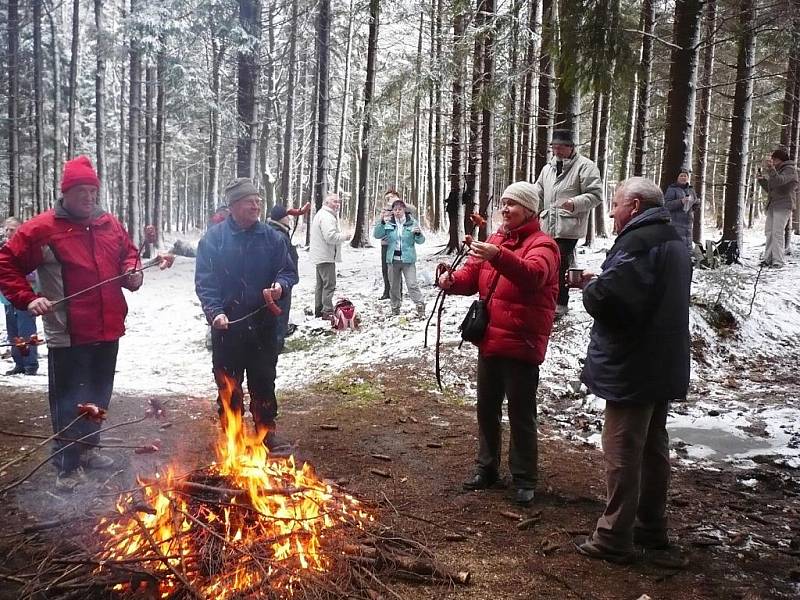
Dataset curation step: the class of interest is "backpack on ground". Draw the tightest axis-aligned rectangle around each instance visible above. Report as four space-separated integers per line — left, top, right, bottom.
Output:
331 298 359 330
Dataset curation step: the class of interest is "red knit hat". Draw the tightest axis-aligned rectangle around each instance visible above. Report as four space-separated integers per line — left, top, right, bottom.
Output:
61 155 100 193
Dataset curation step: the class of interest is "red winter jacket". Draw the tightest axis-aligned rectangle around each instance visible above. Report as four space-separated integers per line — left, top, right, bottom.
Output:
0 204 140 348
448 218 559 365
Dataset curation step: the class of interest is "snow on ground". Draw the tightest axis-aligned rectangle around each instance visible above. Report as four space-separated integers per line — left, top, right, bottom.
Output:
1 218 799 468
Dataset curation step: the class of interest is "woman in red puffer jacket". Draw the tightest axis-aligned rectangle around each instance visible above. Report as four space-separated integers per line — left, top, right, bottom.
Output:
439 181 559 506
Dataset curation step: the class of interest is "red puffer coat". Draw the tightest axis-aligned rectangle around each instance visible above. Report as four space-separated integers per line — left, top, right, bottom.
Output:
0 204 140 348
447 218 559 365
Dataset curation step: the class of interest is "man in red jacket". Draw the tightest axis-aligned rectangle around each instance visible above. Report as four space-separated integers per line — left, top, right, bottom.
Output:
0 156 142 492
439 181 559 505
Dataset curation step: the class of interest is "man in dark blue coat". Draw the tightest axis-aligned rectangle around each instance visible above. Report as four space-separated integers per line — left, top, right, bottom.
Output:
195 178 299 451
570 176 690 564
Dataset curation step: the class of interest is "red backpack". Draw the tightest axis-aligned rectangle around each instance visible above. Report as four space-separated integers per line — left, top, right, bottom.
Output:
331 298 358 330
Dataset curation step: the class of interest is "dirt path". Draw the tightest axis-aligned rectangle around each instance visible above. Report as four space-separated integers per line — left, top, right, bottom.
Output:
0 354 797 599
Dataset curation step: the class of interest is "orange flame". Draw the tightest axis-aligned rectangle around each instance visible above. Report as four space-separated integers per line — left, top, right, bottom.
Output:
96 372 370 598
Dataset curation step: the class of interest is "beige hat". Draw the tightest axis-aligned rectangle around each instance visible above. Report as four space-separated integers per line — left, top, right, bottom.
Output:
502 181 540 213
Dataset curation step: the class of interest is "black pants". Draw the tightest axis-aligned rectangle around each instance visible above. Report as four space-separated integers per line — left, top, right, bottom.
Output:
212 320 279 433
556 238 578 306
475 355 540 489
48 341 119 472
380 245 390 297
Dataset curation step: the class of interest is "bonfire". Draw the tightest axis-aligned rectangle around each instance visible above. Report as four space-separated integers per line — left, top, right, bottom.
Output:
83 374 468 599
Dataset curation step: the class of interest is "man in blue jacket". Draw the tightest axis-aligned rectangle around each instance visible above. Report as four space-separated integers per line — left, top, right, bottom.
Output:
570 177 690 564
195 178 299 451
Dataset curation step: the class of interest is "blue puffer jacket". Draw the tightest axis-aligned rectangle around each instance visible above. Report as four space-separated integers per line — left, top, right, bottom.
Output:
580 207 691 404
373 215 425 264
195 216 299 324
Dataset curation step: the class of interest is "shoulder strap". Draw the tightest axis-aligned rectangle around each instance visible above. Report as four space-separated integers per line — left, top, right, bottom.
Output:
481 269 502 304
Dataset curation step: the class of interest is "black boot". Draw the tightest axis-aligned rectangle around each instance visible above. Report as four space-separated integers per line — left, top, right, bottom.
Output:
462 470 499 491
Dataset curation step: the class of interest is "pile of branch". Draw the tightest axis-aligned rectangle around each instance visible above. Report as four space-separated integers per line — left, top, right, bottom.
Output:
0 470 470 600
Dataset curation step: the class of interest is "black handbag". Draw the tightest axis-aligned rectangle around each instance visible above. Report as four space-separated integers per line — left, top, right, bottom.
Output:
458 272 501 345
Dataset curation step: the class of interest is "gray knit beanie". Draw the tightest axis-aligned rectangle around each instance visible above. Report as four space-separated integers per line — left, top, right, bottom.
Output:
502 182 540 213
224 178 260 204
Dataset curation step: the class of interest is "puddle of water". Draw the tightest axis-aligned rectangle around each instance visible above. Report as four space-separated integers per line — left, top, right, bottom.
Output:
668 426 773 457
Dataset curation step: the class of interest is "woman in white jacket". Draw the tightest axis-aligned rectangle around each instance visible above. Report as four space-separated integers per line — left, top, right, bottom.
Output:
310 194 349 318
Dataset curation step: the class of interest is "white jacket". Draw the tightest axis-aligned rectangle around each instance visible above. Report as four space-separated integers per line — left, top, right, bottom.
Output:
309 206 348 264
534 152 603 240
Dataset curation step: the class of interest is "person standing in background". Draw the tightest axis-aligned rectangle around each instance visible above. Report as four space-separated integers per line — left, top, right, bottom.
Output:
1 217 39 376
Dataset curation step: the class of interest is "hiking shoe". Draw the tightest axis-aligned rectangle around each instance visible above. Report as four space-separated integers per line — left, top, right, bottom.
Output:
554 304 569 319
416 304 426 319
391 307 400 316
633 529 670 550
264 429 293 454
573 535 638 564
4 366 25 376
24 367 38 376
463 470 499 491
379 293 390 300
81 449 115 470
55 467 86 493
514 488 536 506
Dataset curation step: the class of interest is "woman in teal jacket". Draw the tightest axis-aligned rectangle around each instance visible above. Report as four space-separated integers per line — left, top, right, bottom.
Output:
373 198 426 317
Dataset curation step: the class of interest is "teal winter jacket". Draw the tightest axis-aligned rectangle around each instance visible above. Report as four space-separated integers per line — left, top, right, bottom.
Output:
373 216 425 264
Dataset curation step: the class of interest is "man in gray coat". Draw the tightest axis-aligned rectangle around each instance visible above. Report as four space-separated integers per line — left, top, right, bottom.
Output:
757 148 798 268
534 129 603 318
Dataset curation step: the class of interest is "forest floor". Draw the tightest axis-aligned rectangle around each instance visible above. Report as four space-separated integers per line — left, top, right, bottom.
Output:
0 347 797 600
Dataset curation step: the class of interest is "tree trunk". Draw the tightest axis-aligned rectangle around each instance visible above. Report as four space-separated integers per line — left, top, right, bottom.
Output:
47 5 63 207
518 0 539 181
632 0 655 176
506 0 521 185
116 58 126 225
351 0 379 248
477 0 495 241
154 45 166 246
334 0 355 195
94 0 107 211
534 0 554 178
144 63 155 244
393 95 402 189
128 2 142 246
315 0 331 207
721 0 756 258
446 12 466 253
236 0 261 177
432 0 444 231
279 0 298 203
411 12 424 206
67 0 81 158
595 89 611 237
463 0 484 235
208 36 224 214
7 0 21 216
692 0 716 245
34 0 46 214
659 0 703 191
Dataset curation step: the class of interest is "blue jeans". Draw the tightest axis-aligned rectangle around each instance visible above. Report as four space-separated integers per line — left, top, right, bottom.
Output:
4 303 39 372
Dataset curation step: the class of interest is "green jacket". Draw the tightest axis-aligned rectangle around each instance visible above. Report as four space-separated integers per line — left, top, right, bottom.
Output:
373 216 425 264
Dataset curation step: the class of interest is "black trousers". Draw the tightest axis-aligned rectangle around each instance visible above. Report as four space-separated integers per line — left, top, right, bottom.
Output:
475 355 540 489
48 341 119 472
556 238 578 306
380 245 390 297
212 320 279 433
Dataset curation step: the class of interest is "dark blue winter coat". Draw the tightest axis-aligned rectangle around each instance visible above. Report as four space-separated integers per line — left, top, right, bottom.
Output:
663 183 696 250
195 216 299 324
580 207 691 404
